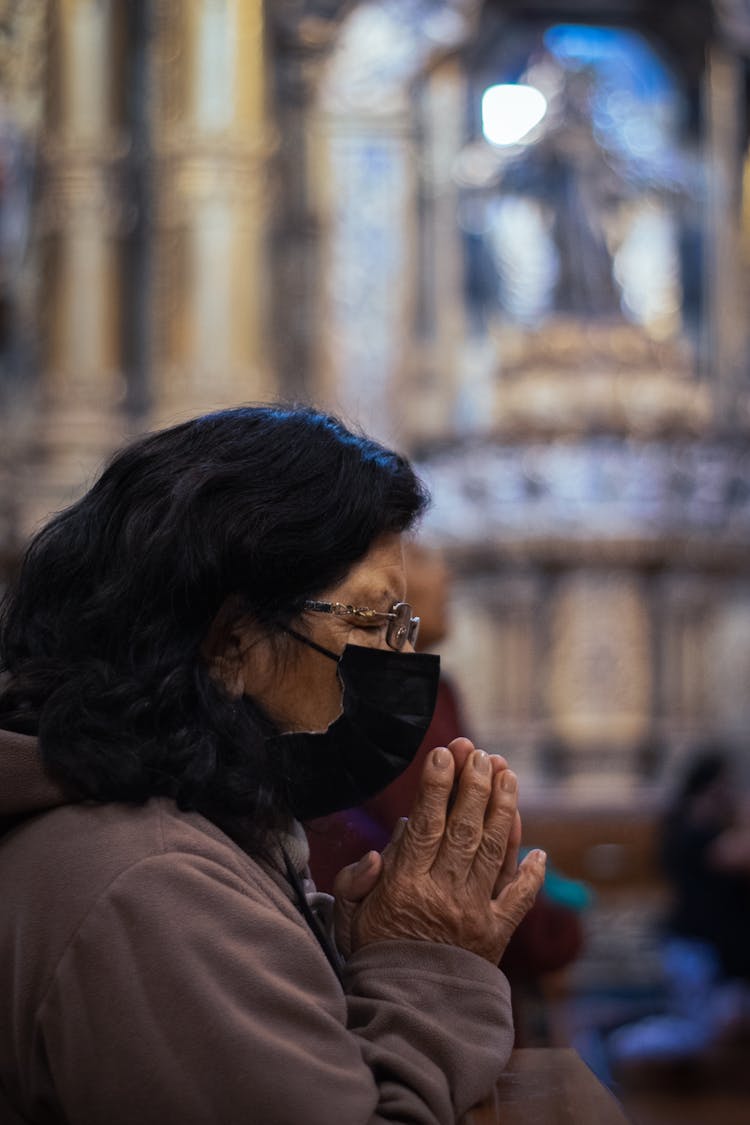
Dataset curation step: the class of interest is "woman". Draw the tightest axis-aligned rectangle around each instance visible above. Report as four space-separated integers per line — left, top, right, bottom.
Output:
0 405 545 1124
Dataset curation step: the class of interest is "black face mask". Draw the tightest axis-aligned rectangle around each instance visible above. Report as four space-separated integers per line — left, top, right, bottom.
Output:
266 640 440 821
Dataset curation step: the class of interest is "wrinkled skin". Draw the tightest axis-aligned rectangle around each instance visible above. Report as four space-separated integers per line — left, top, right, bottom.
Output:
334 737 546 964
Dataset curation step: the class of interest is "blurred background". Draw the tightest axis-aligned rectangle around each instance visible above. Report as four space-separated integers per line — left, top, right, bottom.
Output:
1 2 750 1121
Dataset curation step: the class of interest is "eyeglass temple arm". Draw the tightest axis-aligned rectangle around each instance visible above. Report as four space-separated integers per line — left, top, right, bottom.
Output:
304 600 393 621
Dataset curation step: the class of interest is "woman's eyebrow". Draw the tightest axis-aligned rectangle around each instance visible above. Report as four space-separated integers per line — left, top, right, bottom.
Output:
349 587 397 611
377 585 402 610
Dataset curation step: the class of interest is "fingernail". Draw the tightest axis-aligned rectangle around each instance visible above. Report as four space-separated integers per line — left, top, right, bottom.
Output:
432 746 451 769
501 769 517 792
354 851 374 874
532 849 547 865
472 749 491 774
392 817 407 842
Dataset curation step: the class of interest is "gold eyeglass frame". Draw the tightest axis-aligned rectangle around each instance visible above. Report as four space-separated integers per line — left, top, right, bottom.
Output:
303 600 420 651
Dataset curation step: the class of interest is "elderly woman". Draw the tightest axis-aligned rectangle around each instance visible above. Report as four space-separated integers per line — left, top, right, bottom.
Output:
0 405 544 1125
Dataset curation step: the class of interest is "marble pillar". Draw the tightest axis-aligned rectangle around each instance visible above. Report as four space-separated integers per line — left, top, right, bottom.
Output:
29 0 128 533
150 0 275 426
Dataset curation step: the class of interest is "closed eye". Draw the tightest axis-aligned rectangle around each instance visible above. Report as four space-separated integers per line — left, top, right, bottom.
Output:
346 615 385 631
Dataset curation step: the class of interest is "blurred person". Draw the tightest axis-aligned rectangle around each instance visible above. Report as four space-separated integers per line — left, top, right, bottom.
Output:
662 750 750 985
608 748 750 1068
308 541 585 1045
0 405 547 1125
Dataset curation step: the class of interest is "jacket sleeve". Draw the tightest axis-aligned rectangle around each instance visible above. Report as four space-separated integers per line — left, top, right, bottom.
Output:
38 851 514 1125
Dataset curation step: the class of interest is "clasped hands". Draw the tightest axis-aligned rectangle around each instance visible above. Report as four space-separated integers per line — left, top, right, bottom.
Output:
334 738 546 964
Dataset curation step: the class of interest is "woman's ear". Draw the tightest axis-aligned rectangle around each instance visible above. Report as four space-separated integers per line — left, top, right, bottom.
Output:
203 599 254 698
202 599 277 699
206 635 246 698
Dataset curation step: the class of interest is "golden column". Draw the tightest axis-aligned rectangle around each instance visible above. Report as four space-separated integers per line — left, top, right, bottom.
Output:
30 0 128 532
705 44 748 428
0 0 48 564
150 0 274 426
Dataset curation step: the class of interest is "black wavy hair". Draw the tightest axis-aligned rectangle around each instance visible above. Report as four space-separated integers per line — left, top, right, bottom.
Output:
0 405 429 853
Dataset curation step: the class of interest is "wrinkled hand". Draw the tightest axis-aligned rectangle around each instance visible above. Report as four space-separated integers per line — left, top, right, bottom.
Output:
334 738 546 964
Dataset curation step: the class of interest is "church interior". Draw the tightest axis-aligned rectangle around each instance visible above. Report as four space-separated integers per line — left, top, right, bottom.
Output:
1 2 750 1121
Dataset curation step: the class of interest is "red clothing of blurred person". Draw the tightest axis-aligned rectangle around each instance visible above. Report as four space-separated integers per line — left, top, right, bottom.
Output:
306 545 583 1043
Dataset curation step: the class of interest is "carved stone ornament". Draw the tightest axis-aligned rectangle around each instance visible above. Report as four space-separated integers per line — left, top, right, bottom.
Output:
418 438 750 556
546 570 652 750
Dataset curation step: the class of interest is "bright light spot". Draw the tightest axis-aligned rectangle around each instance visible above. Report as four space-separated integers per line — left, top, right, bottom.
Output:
481 84 548 146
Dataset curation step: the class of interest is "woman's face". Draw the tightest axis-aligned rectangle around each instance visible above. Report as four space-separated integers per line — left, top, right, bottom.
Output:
229 533 409 733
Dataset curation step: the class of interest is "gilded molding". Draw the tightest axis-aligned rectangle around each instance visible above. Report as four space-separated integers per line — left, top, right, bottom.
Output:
38 141 133 233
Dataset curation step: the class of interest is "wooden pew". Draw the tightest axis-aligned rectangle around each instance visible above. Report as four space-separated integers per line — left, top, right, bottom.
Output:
462 1048 630 1124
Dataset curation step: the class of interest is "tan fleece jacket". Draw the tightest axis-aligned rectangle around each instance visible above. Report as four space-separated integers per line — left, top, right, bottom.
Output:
0 730 514 1124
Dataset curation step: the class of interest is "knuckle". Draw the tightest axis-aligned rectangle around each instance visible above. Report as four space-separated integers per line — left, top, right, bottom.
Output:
512 877 540 917
485 805 516 844
420 769 453 796
407 808 442 841
518 884 538 914
445 817 482 853
401 813 443 859
438 860 465 886
464 769 492 798
479 837 508 868
479 825 509 861
492 790 518 817
494 871 541 925
495 786 518 812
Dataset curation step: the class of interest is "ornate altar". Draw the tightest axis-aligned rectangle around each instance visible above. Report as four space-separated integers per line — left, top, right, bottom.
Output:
1 0 750 801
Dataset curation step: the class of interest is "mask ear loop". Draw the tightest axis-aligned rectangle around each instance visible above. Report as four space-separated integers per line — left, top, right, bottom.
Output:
283 626 340 663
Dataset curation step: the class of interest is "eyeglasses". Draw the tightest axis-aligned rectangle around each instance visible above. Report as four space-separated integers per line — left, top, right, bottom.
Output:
303 600 420 652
